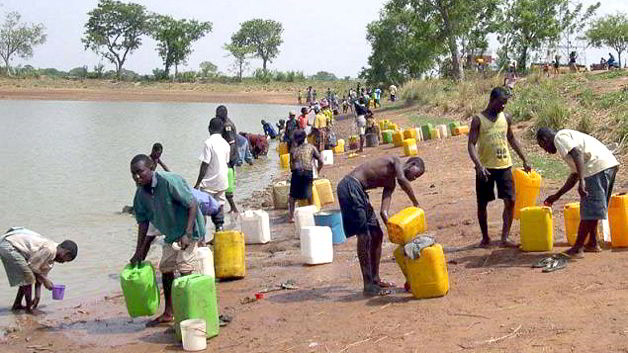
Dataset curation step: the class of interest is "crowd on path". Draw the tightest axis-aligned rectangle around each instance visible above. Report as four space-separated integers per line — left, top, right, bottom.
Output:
0 81 621 352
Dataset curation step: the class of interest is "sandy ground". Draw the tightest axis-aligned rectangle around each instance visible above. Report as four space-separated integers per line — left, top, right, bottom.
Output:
3 104 628 353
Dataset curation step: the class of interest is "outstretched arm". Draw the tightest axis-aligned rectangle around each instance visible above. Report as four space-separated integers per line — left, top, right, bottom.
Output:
158 159 170 172
506 114 530 171
393 158 419 207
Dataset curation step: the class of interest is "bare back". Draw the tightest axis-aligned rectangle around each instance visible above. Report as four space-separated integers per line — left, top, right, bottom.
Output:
349 157 399 191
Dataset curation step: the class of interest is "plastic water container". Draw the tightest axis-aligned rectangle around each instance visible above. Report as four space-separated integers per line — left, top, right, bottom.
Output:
393 245 408 279
382 130 393 144
313 178 334 205
300 226 333 264
227 168 236 194
321 150 334 165
297 185 322 210
393 130 404 147
407 244 449 299
120 261 160 317
365 133 379 147
314 210 346 244
173 274 219 341
334 139 345 154
389 122 399 131
278 142 289 156
51 285 65 300
273 180 290 209
241 210 271 244
564 202 580 245
609 194 628 247
214 231 246 279
403 138 418 156
403 129 417 140
448 122 460 135
429 128 441 139
513 169 542 220
436 124 448 138
379 120 388 130
280 153 291 169
453 126 470 135
421 124 433 141
295 205 318 236
414 127 423 142
196 246 215 278
180 319 207 351
387 207 427 245
520 206 553 252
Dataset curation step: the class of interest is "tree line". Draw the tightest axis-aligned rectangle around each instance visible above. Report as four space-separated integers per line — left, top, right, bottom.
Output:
361 0 628 85
0 0 289 81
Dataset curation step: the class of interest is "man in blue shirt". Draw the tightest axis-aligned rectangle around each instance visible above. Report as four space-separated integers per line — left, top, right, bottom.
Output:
130 154 205 327
261 120 277 139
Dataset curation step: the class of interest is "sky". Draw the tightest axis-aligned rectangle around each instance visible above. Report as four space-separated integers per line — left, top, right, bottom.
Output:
2 0 627 77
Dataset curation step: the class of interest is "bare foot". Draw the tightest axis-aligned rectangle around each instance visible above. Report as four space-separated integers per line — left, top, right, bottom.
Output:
499 239 518 248
477 239 491 248
376 280 397 288
564 246 585 258
146 314 174 327
11 304 26 311
363 284 392 297
584 245 602 253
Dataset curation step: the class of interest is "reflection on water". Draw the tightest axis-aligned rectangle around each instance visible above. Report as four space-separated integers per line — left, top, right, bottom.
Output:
0 100 294 320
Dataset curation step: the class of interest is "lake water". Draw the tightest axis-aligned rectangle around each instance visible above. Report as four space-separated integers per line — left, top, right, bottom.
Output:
0 100 295 322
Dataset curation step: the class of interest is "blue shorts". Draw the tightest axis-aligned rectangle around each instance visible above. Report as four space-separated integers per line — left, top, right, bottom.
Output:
581 167 618 220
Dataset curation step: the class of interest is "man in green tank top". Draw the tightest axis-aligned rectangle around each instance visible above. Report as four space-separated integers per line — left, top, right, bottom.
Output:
468 87 530 248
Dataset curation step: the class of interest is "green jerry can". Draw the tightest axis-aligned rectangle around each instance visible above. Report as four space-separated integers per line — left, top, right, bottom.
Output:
173 274 220 341
421 124 433 141
447 122 460 136
120 261 160 318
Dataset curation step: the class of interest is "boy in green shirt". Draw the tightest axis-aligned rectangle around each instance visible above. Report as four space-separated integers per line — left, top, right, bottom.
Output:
129 154 205 327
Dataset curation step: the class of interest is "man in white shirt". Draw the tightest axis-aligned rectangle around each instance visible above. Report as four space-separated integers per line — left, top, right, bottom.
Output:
537 128 619 257
194 117 230 231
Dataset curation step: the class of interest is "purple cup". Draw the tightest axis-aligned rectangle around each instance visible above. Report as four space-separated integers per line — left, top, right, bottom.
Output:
51 284 65 300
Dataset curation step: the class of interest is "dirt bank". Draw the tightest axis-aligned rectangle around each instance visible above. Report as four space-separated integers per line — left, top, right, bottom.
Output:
3 105 628 353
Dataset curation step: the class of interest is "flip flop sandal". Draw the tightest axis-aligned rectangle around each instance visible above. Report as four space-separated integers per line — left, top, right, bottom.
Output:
532 257 554 268
542 258 567 273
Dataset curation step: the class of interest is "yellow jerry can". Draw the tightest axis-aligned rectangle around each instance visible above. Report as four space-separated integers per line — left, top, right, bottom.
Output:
520 206 553 252
564 202 580 246
280 153 290 169
407 244 449 299
393 130 404 147
214 231 246 279
387 207 427 245
513 168 542 220
313 178 334 206
609 194 628 248
403 138 418 156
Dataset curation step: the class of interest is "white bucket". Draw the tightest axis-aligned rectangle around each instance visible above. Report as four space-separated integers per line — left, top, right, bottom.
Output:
181 319 207 351
322 150 334 165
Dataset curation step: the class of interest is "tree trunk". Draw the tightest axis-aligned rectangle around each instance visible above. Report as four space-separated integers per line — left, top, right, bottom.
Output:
518 46 528 72
238 60 243 81
262 58 267 72
439 1 463 81
116 62 122 80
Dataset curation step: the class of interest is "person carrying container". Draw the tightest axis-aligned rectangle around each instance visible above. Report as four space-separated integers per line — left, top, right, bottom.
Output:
0 227 77 313
468 87 530 248
536 128 619 258
336 156 424 296
130 154 205 327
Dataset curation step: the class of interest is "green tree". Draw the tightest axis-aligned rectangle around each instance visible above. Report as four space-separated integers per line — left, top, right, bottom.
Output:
586 13 628 68
224 42 253 81
232 19 283 72
82 0 149 79
199 61 217 78
498 0 569 69
310 71 338 81
149 15 212 78
0 11 46 75
362 0 499 83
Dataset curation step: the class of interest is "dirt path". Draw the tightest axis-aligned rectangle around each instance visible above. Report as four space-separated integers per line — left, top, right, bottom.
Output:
4 107 628 353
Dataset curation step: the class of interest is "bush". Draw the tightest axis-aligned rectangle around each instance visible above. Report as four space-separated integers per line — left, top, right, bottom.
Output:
535 100 570 131
176 71 197 83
